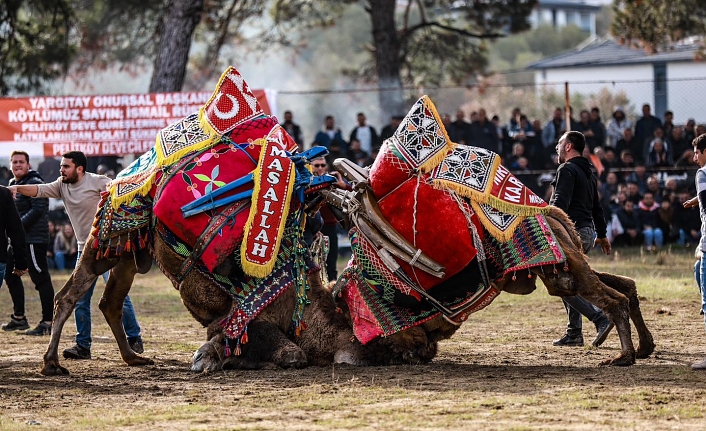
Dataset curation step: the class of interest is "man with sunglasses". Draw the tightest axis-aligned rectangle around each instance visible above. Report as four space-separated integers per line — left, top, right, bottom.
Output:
312 158 350 281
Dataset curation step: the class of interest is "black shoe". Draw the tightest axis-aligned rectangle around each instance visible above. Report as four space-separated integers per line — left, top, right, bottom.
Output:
128 337 144 354
1 315 29 331
63 344 91 360
25 321 52 336
592 318 615 347
552 333 584 347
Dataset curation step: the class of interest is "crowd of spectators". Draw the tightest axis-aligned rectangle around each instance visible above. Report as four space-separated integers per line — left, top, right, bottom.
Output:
287 103 703 251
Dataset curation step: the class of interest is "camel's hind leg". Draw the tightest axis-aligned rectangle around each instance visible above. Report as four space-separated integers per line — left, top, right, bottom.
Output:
98 250 154 366
595 271 655 359
552 269 636 366
42 247 118 376
544 210 635 366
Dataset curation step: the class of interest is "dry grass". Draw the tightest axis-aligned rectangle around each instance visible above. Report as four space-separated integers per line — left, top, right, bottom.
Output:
1 246 706 430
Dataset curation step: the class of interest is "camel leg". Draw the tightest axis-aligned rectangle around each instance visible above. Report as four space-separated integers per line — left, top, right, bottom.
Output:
42 250 115 376
595 271 655 359
192 320 307 372
544 210 636 366
98 255 154 366
568 267 635 366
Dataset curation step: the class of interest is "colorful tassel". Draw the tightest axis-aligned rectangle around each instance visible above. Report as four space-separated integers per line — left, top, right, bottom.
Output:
124 239 132 252
224 342 231 358
234 340 242 356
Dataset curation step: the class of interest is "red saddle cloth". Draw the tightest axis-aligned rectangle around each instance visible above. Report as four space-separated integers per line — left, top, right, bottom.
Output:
153 118 276 271
368 145 478 293
153 142 260 271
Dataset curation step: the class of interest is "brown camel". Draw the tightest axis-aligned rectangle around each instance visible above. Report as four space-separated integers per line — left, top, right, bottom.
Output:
41 202 654 376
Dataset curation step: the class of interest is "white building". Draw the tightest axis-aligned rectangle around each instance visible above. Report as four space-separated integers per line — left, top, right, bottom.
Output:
529 0 601 37
527 39 706 123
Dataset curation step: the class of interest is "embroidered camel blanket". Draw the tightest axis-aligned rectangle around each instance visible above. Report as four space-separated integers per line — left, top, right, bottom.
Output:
338 95 565 344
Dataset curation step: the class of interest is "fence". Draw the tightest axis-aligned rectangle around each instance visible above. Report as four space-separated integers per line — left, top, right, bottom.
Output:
275 76 706 150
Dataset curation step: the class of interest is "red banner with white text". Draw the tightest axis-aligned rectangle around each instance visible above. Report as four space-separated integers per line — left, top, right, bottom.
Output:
0 91 272 158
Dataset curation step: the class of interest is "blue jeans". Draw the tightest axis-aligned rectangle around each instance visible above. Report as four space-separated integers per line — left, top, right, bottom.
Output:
678 229 701 246
74 251 141 349
562 227 608 336
0 262 5 288
698 258 706 332
643 228 664 248
55 251 66 270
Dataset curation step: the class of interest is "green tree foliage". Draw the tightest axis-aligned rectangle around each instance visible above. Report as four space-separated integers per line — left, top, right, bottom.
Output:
612 0 706 53
270 0 537 116
490 24 589 71
71 0 165 74
0 0 75 95
595 5 613 37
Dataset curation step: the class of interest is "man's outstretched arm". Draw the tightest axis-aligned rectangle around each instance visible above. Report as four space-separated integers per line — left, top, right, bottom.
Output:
7 184 39 198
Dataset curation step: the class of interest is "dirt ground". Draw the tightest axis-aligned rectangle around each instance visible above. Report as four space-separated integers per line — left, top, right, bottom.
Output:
2 250 706 430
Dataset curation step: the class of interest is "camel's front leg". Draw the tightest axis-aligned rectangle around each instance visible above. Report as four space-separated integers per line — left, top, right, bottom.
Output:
98 255 153 366
595 271 655 359
570 269 636 366
192 320 308 372
42 255 106 376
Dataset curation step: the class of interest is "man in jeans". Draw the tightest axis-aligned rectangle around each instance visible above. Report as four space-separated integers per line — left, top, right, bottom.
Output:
1 151 55 335
9 151 144 359
550 131 614 348
0 186 29 300
685 133 706 370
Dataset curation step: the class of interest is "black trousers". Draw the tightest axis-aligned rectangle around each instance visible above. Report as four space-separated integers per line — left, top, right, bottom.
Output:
4 243 55 322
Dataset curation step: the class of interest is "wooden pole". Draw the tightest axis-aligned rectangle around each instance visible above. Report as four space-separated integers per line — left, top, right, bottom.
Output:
564 82 571 132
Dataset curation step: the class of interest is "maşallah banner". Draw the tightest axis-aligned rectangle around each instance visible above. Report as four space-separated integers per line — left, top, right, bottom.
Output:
0 90 274 158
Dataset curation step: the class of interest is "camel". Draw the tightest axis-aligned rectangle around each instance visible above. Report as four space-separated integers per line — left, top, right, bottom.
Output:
38 72 653 375
40 201 654 376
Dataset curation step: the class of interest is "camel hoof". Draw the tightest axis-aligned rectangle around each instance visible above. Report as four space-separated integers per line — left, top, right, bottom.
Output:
278 348 307 369
600 353 636 367
334 348 368 366
636 341 655 359
191 348 220 373
126 355 154 367
41 362 70 376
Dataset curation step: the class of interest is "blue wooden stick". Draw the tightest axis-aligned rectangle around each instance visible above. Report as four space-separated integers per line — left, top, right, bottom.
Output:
182 190 253 218
180 172 254 213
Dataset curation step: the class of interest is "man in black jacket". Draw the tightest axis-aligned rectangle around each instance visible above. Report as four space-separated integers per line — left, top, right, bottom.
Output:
0 186 28 286
1 151 55 335
280 110 304 151
550 131 614 348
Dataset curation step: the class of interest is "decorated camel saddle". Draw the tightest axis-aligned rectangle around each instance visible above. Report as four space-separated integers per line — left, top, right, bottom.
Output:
91 67 335 344
326 96 567 344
